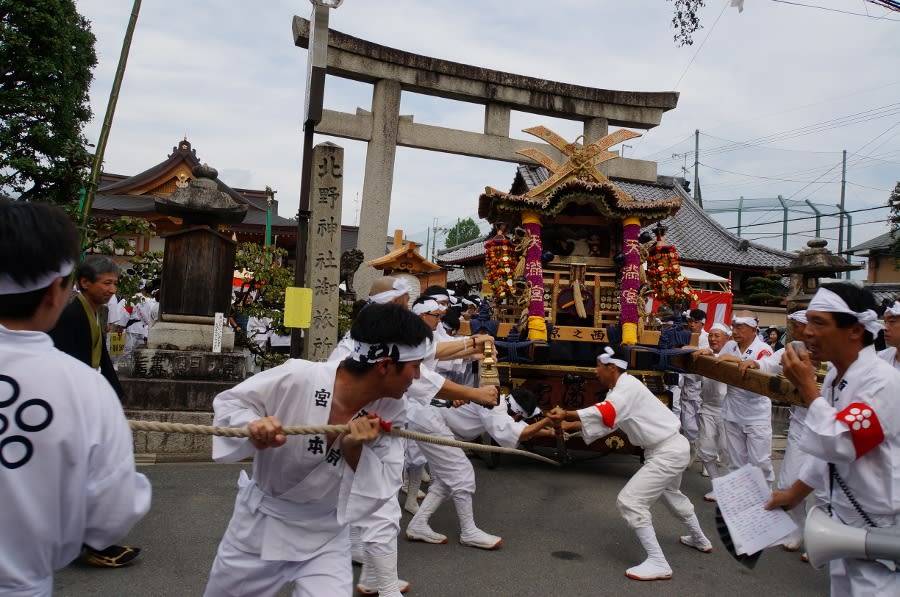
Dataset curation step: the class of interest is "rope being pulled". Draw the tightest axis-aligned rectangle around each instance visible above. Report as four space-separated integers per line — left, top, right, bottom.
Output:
128 420 560 467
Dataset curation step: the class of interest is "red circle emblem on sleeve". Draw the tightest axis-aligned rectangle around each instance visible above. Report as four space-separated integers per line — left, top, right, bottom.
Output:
835 402 884 459
594 401 617 430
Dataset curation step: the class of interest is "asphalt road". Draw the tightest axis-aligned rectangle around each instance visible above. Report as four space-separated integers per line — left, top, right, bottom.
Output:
54 450 830 596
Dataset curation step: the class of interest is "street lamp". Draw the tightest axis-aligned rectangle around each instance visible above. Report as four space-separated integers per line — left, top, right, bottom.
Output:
291 0 342 358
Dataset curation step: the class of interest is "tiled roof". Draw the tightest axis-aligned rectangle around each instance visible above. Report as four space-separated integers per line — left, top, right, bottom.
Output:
653 180 794 269
865 283 900 305
93 194 297 229
438 166 794 271
846 231 893 255
436 234 489 265
478 165 681 223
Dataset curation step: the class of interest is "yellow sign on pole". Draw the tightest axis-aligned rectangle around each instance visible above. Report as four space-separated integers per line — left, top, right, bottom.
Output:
284 287 313 329
108 331 126 356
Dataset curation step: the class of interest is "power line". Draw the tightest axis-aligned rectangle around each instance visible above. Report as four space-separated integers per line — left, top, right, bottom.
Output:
772 0 900 20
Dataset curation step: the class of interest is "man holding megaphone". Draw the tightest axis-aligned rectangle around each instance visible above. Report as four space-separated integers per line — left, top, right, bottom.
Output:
766 282 900 596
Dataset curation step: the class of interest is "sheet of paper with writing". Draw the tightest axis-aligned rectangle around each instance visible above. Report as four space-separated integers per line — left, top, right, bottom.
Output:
712 464 797 555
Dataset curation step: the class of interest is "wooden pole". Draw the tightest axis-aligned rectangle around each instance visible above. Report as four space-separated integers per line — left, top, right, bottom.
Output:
669 353 811 407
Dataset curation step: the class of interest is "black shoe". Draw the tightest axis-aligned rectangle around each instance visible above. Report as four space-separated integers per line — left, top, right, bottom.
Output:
82 544 141 568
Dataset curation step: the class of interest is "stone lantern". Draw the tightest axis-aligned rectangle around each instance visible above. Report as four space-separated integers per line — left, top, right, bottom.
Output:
775 238 862 311
134 164 249 381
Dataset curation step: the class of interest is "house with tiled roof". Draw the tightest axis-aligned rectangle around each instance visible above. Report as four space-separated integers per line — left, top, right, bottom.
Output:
846 230 899 284
438 164 794 299
91 139 298 258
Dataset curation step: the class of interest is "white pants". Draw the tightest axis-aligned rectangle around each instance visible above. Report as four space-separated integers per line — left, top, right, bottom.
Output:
406 402 476 497
680 399 701 444
616 433 695 529
724 420 774 484
829 556 900 597
696 409 726 466
204 533 351 597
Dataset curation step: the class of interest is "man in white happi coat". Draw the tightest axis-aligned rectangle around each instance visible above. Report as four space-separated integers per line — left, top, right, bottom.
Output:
690 322 731 502
328 278 496 596
546 347 712 581
740 309 823 553
878 300 900 372
0 200 151 596
404 295 505 552
767 283 900 596
678 309 708 461
717 310 775 483
204 303 432 597
440 386 559 452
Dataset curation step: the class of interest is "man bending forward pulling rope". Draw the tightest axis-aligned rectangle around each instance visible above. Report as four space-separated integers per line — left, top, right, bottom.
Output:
547 347 712 581
203 303 431 597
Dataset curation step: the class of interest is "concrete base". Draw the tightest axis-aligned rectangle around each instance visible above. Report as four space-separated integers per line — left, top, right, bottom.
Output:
148 321 234 351
129 348 248 382
127 409 214 459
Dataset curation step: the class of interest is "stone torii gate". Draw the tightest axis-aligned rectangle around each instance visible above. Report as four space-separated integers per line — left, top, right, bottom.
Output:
293 16 679 297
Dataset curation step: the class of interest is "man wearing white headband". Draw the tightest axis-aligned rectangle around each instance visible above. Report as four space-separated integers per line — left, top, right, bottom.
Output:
768 283 900 595
404 294 505 552
691 323 732 501
679 309 708 468
878 300 900 372
206 303 432 596
740 309 822 554
367 276 413 307
547 346 712 581
0 200 151 594
328 285 497 596
716 309 776 485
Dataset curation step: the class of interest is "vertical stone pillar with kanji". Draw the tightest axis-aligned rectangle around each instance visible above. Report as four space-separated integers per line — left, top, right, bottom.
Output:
303 142 343 361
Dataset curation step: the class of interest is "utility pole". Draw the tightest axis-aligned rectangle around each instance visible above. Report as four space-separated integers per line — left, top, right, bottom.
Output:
837 149 847 259
693 129 702 207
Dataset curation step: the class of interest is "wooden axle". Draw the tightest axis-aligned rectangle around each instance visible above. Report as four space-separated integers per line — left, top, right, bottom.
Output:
669 353 810 408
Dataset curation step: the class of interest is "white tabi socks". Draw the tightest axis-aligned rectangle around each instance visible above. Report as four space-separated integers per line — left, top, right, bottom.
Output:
626 526 673 581
356 551 410 597
406 491 448 544
702 461 720 502
403 470 424 515
454 494 503 550
678 513 713 553
781 499 806 551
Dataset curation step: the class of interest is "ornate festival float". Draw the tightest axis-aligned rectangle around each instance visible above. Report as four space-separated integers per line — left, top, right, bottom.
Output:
472 126 707 460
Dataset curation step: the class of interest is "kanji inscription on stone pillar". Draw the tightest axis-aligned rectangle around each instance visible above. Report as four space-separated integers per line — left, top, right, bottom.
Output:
303 142 343 361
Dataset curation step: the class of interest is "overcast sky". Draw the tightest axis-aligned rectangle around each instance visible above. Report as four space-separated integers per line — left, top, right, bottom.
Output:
75 0 900 265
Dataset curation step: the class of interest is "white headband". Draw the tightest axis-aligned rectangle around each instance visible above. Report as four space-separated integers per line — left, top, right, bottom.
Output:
504 394 541 419
0 261 74 296
350 339 428 364
412 299 446 315
885 301 900 317
425 293 449 302
808 287 883 336
597 346 628 370
709 322 732 336
368 278 412 304
731 316 758 329
788 310 808 325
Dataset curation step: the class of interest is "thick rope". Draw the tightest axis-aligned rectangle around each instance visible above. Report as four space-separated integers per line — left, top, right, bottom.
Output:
128 420 560 467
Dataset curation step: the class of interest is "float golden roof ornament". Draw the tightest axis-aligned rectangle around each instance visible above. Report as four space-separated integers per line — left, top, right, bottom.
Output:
515 126 641 198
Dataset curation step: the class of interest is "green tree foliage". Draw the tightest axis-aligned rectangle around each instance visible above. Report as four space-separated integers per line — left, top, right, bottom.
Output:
117 251 162 302
742 274 786 307
445 217 482 248
0 0 97 202
668 0 705 46
232 242 294 368
889 181 900 266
